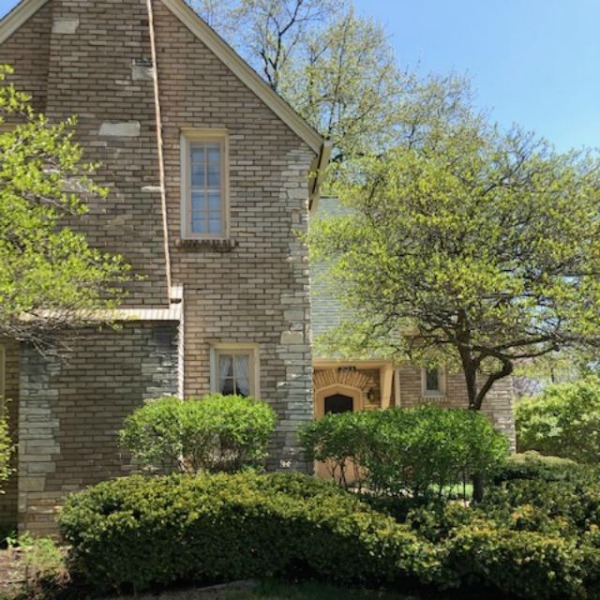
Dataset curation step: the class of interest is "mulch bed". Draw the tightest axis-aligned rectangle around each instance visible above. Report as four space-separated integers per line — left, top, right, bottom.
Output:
0 548 25 597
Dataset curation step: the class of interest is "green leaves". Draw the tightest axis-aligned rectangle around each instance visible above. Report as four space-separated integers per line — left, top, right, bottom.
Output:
309 105 600 408
516 378 600 464
0 65 130 348
301 405 508 501
119 394 278 474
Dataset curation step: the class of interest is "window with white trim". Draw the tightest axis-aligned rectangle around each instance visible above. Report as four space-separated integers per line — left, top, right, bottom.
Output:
422 367 445 397
210 345 259 398
181 131 229 239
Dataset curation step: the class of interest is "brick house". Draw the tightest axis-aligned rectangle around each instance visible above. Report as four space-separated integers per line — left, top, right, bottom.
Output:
311 197 516 460
0 0 330 534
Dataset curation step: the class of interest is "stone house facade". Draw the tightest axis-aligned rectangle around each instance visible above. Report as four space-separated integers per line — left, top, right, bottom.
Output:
0 0 328 534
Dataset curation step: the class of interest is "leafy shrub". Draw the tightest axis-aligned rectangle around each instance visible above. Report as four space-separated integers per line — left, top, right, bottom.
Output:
492 451 584 484
119 394 277 474
300 410 372 489
59 472 441 593
0 417 13 491
516 378 600 463
302 405 508 500
445 525 588 599
485 477 600 531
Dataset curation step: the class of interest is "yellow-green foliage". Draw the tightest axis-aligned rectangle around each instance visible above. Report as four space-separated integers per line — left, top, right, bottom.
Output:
309 106 600 411
516 378 600 464
0 417 12 491
0 65 130 346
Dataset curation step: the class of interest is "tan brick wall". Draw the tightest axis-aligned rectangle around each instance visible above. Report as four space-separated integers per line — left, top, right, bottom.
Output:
0 2 52 113
18 323 178 535
396 363 516 448
0 339 19 531
5 0 169 306
154 1 314 469
1 0 316 530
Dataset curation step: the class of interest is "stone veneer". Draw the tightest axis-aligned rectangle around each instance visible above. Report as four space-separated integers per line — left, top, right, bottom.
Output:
17 324 178 535
1 0 317 532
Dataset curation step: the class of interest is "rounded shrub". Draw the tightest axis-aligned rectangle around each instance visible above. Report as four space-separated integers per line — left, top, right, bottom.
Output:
302 405 508 500
119 394 276 474
492 451 584 484
59 472 441 593
516 378 600 463
444 525 588 599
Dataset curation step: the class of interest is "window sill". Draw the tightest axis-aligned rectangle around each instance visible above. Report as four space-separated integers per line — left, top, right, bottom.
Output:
421 394 447 402
176 238 239 253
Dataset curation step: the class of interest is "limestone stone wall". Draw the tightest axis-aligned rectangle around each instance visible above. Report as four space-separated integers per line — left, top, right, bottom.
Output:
18 323 178 535
0 339 20 531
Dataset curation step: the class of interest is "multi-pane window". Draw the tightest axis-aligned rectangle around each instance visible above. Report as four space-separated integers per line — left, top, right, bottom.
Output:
422 367 445 397
211 346 258 398
181 132 228 239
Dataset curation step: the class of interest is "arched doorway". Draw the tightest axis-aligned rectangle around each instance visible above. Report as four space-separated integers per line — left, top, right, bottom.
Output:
314 385 363 481
315 384 362 418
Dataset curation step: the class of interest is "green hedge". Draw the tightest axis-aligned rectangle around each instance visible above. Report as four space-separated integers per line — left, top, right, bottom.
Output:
445 525 589 599
492 451 585 484
119 394 277 474
301 405 508 501
59 472 441 593
60 469 600 598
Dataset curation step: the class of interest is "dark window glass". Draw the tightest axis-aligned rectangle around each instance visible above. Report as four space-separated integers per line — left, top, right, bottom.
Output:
425 368 440 392
324 394 354 415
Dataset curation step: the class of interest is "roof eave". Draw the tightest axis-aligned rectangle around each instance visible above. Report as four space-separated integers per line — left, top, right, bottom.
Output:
0 0 49 44
161 0 324 155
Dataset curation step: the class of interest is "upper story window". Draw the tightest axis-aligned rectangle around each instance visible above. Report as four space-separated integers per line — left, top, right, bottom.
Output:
422 366 445 398
210 344 259 399
181 130 229 239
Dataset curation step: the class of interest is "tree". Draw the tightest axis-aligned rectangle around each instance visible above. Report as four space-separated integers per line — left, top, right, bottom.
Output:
309 114 600 414
188 0 407 162
0 66 130 349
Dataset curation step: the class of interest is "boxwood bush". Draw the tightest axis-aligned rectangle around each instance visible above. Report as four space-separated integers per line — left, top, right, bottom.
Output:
59 472 441 593
492 451 584 484
59 469 600 598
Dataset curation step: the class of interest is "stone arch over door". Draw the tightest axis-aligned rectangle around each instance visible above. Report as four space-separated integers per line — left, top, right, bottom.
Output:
315 385 362 419
313 369 376 418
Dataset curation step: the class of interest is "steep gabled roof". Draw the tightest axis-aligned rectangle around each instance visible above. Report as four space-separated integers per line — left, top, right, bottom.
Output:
0 0 324 154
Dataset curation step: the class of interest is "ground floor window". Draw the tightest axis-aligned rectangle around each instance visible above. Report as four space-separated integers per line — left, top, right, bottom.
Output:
210 344 259 398
422 367 445 398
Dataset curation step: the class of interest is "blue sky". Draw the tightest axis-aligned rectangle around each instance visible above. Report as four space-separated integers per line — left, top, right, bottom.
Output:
0 0 597 152
353 0 599 153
